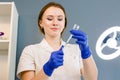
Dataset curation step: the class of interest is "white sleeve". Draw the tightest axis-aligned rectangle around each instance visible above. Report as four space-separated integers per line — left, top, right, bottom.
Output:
16 45 35 79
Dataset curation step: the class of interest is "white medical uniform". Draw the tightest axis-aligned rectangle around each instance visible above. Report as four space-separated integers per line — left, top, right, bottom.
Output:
17 39 83 80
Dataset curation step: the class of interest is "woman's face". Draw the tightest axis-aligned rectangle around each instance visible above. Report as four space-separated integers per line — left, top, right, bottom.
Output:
40 6 65 37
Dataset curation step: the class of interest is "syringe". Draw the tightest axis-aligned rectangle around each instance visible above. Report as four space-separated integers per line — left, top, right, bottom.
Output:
64 24 80 46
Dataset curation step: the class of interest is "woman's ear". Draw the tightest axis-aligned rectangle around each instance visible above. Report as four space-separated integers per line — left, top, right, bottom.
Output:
39 20 43 28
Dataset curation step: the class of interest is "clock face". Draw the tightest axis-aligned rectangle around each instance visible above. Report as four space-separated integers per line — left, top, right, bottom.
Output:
96 26 120 60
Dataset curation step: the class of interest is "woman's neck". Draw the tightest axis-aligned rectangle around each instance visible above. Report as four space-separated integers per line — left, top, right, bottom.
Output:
45 35 61 50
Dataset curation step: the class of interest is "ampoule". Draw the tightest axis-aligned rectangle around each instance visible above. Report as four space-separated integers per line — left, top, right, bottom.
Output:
64 24 80 46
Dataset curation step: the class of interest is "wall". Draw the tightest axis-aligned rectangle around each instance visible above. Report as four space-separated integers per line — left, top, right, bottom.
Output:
1 0 120 80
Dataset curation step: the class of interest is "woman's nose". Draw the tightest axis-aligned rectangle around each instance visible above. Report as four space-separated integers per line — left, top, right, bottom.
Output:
53 19 58 26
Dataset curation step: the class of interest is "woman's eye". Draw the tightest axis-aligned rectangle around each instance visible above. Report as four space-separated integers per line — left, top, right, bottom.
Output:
47 18 52 21
58 18 63 21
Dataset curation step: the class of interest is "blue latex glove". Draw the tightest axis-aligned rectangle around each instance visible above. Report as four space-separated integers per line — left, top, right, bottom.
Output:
70 29 91 59
43 46 64 76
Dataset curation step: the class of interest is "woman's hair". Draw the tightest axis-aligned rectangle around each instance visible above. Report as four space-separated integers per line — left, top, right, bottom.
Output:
38 2 67 34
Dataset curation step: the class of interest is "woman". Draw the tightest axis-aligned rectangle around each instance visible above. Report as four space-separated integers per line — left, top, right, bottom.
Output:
17 2 98 80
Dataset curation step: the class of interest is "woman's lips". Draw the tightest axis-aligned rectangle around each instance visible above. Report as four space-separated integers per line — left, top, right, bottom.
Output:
51 28 59 31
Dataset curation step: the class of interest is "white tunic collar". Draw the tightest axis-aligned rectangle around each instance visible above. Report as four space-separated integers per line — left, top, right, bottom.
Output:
39 38 66 52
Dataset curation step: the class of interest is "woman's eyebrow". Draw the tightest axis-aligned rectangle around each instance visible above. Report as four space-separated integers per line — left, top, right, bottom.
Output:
46 15 53 17
46 15 64 18
58 15 64 17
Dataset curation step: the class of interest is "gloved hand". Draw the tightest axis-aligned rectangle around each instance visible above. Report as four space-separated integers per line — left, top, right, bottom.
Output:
43 46 64 76
70 29 91 59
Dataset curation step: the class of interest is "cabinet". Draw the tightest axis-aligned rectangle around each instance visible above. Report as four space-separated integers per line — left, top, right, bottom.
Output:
0 2 18 80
